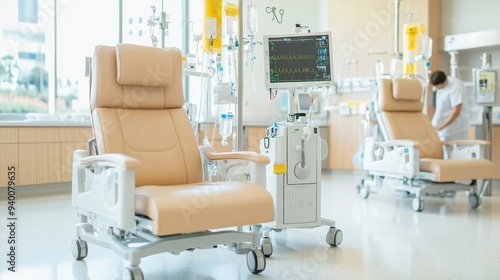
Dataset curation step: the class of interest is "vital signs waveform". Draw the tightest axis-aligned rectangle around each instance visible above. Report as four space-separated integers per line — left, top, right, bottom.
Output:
269 54 316 61
271 67 316 74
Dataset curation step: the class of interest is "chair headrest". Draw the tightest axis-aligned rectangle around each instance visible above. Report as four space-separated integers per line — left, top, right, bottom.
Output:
393 78 422 100
378 78 424 112
116 44 173 87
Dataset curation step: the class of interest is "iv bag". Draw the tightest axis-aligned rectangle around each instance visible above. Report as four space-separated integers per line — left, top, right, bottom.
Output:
421 36 433 59
225 2 238 37
247 3 258 36
203 0 222 53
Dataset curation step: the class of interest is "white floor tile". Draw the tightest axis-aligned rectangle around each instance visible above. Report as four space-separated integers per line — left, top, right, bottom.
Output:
0 170 499 280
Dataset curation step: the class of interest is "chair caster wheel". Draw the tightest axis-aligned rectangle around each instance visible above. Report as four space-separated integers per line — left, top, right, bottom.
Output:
247 248 266 274
359 185 370 199
260 237 273 257
122 266 144 280
71 239 88 260
412 197 424 212
469 193 481 209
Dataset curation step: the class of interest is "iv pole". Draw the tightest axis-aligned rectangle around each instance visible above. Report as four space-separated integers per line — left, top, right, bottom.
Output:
236 0 243 151
149 0 168 48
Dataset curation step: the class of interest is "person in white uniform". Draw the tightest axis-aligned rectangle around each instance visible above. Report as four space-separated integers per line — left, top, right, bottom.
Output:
430 70 469 142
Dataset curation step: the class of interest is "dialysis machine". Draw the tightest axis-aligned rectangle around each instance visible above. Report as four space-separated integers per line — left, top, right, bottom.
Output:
259 32 342 255
261 116 325 227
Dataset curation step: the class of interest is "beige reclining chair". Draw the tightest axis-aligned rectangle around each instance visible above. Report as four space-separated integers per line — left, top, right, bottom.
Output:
71 44 274 279
359 77 494 211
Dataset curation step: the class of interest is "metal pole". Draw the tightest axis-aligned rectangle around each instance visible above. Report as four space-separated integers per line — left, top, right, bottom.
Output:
482 106 493 196
161 0 166 48
237 0 243 151
119 0 123 43
182 0 190 101
394 0 401 59
480 53 493 196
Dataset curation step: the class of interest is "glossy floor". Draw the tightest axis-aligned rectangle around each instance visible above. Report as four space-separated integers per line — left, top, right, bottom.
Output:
1 170 499 280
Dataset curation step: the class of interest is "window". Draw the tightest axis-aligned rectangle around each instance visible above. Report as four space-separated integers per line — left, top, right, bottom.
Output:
56 0 119 114
122 0 181 49
1 0 52 113
18 0 38 23
1 0 197 117
1 0 120 115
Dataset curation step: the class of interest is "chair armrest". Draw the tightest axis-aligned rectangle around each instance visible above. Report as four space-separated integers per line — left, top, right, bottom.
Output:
79 153 141 170
443 140 490 147
378 139 419 148
201 146 270 165
362 137 420 177
72 150 138 231
443 140 489 160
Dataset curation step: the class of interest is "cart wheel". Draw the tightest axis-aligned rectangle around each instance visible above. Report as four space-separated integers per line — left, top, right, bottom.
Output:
71 239 88 260
326 227 343 247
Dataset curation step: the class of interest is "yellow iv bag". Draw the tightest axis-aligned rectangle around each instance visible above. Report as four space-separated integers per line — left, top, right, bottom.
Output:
203 0 223 53
403 23 425 76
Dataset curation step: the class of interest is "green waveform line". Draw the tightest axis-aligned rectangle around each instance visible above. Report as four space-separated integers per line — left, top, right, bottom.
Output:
272 67 316 74
270 54 315 61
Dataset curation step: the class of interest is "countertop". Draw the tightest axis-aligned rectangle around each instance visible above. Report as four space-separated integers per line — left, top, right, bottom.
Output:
0 121 331 128
0 120 91 127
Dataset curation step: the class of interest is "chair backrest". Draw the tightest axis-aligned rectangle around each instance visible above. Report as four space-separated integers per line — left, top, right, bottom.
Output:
90 44 202 186
377 78 443 159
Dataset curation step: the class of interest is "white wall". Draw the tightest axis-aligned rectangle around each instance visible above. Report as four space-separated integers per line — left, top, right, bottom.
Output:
241 0 330 124
242 0 500 124
440 0 500 123
440 0 500 79
441 0 500 35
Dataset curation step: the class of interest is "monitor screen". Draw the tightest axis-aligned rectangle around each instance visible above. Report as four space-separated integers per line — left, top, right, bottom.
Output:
263 32 333 90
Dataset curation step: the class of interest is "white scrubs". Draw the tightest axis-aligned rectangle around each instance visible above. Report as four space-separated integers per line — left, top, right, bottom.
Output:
431 76 469 142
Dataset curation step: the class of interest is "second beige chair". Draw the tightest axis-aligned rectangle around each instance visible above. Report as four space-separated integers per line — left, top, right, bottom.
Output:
359 77 494 212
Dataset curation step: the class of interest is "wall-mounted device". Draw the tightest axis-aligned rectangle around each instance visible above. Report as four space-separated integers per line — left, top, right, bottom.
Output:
473 69 499 106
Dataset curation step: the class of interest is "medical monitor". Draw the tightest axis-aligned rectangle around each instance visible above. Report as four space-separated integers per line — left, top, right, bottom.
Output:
263 32 333 90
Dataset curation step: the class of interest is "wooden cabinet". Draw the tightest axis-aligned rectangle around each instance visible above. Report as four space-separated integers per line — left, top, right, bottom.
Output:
328 113 364 170
0 144 19 187
62 142 88 181
244 126 267 152
18 143 61 185
0 126 92 187
0 128 19 187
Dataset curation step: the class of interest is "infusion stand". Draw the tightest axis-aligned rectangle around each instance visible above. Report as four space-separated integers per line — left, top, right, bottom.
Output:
148 1 168 48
